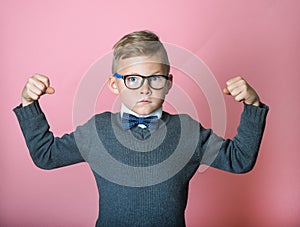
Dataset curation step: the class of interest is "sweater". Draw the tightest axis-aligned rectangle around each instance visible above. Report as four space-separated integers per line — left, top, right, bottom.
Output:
14 101 268 226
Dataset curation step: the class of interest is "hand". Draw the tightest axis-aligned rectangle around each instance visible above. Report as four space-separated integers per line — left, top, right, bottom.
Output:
223 76 260 107
21 74 55 107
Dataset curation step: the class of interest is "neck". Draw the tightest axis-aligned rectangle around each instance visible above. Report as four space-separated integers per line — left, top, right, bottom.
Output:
121 104 162 119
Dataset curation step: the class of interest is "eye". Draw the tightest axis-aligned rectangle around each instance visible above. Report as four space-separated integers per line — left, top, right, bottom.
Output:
151 76 159 81
126 76 139 83
150 75 163 82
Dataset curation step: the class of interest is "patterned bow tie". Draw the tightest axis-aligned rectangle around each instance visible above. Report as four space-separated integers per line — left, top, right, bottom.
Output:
121 113 159 129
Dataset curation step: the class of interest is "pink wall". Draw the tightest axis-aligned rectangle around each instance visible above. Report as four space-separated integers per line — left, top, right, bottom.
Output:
1 0 299 226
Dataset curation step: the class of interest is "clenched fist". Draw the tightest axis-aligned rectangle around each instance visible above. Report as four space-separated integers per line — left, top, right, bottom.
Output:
22 74 55 107
223 76 260 107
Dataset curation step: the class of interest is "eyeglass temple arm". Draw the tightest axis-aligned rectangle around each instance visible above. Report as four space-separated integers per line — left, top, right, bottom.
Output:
114 73 123 79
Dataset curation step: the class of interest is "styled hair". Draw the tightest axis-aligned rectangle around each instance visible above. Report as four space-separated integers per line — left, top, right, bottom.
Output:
112 30 170 74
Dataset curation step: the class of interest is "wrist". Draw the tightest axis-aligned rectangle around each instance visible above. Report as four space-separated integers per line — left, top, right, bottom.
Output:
21 97 34 107
251 100 260 107
244 97 260 107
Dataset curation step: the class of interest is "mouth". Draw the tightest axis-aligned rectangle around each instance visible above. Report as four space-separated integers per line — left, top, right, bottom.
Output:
138 99 152 104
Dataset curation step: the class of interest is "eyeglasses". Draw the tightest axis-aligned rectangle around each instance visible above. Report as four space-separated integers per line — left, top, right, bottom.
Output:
114 73 170 90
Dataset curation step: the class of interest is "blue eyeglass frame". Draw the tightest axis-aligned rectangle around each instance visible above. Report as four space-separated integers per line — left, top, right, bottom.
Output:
114 73 170 90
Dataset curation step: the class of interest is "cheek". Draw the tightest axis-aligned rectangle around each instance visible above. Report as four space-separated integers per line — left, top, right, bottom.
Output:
118 90 138 106
152 90 168 100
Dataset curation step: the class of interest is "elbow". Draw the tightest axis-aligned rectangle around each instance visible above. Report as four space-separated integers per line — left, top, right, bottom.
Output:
233 159 257 174
30 152 57 170
230 146 259 174
33 161 55 170
32 159 55 170
234 166 254 174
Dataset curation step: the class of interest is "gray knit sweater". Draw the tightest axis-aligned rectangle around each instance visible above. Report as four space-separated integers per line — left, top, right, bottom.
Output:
14 101 268 226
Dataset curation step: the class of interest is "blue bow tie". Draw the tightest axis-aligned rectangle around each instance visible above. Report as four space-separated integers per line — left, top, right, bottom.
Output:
121 113 159 129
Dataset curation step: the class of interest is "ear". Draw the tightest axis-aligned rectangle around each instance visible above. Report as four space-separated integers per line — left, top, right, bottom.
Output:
108 75 120 95
164 74 173 94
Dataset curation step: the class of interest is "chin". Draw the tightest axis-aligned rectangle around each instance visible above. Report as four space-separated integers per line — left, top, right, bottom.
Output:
136 110 152 116
134 108 155 116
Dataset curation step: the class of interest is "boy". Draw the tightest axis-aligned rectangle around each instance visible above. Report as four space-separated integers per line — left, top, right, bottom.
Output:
14 30 268 226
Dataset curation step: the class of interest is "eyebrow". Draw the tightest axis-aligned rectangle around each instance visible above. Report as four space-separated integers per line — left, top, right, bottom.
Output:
127 71 164 76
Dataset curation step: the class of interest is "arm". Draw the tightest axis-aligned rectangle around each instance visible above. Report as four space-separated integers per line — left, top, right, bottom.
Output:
14 74 84 169
201 76 269 173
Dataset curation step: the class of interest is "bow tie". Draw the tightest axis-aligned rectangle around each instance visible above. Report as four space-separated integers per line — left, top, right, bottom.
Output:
121 113 159 129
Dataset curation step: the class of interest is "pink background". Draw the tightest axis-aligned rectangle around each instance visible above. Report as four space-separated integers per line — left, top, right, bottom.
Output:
1 0 300 226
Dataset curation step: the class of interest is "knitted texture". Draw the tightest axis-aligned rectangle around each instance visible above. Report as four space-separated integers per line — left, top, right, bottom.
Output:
14 101 268 226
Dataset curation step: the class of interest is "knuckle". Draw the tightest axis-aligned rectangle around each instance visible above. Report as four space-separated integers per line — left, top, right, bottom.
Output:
36 89 43 95
33 73 41 78
26 83 33 91
235 96 241 102
41 75 48 82
27 92 35 100
40 76 47 83
33 73 48 84
28 77 34 84
229 88 236 95
32 74 39 80
240 79 246 85
227 85 233 91
39 83 46 91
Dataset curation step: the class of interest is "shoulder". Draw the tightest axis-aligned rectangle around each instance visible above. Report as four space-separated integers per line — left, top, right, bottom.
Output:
162 111 200 124
162 112 203 131
94 111 114 120
75 111 117 128
90 111 118 123
94 111 121 128
74 111 117 138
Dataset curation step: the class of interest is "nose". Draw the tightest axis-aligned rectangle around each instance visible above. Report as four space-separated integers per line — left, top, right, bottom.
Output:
140 78 152 95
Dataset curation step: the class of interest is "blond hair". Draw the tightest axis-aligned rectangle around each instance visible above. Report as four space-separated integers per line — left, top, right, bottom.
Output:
112 30 170 74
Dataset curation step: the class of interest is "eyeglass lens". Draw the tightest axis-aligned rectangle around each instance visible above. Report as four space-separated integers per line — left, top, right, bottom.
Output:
125 75 167 89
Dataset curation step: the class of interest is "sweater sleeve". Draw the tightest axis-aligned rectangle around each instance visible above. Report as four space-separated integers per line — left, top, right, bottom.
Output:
200 103 269 173
13 101 85 170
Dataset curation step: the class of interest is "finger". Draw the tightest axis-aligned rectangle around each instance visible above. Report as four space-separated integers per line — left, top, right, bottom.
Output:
223 87 231 95
45 87 55 94
26 88 40 101
226 76 244 86
226 80 247 96
234 91 247 102
229 86 244 97
28 77 47 93
32 74 55 95
26 82 44 97
33 73 50 88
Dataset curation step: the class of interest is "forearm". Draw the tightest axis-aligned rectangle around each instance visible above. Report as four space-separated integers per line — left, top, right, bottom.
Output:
13 101 84 169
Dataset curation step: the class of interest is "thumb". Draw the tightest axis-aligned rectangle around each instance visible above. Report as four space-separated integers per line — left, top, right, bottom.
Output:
223 87 230 95
45 86 55 94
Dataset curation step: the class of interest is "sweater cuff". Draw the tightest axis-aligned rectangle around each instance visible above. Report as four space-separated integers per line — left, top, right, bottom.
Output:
242 102 269 124
13 101 43 121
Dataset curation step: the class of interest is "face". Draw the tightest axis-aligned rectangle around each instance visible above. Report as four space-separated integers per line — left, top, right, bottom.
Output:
108 55 172 116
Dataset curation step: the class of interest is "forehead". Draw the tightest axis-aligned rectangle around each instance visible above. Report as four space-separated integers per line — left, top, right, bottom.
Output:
117 55 168 74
